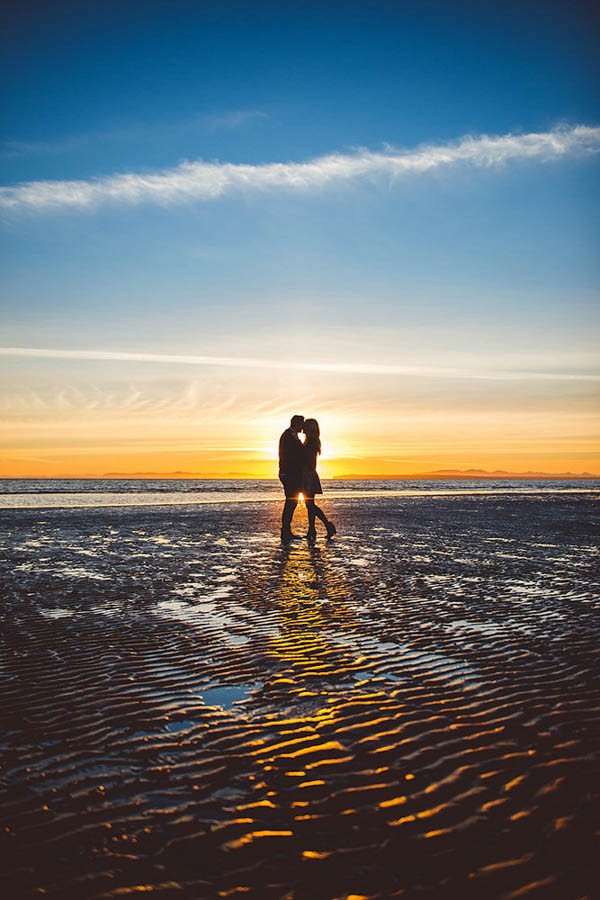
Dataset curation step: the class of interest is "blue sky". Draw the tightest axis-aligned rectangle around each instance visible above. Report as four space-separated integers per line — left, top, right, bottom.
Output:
1 0 598 475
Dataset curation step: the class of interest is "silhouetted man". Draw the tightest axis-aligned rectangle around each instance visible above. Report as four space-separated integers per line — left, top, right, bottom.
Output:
279 414 305 542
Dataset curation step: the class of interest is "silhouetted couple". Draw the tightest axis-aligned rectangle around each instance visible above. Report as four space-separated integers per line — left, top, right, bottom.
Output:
278 415 337 544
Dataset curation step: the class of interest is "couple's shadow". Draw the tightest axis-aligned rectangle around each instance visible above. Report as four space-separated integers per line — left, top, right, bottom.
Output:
272 538 328 603
258 536 356 642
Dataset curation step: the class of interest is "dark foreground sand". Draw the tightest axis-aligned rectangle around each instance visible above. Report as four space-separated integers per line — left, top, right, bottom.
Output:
1 493 599 899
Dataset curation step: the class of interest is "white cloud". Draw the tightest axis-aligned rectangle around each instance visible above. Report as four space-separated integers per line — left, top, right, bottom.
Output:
0 125 598 213
0 346 597 382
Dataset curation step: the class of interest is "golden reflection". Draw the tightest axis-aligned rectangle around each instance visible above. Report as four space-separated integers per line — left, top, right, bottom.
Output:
230 540 459 857
222 829 294 851
378 795 407 809
389 814 416 827
263 542 363 694
243 541 370 816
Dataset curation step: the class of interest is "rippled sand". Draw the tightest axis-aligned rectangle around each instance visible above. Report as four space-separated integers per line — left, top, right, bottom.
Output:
1 494 598 898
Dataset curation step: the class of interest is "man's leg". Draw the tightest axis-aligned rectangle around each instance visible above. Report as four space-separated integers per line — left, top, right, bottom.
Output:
282 498 298 536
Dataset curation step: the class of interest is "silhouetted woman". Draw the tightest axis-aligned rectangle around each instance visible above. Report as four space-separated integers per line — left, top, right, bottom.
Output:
302 418 336 541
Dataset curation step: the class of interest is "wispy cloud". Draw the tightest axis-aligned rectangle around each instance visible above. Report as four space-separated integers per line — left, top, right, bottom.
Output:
0 125 598 213
201 109 268 132
0 136 94 160
1 346 597 382
0 109 267 160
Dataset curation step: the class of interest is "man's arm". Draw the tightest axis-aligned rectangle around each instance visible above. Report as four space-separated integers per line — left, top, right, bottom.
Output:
279 430 304 472
290 436 305 470
279 430 294 472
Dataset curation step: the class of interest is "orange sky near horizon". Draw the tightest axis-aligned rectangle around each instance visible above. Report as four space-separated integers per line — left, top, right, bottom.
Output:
1 409 598 478
1 452 598 479
1 352 598 478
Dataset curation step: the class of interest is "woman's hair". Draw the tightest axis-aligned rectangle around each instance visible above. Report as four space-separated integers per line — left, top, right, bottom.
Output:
304 418 321 454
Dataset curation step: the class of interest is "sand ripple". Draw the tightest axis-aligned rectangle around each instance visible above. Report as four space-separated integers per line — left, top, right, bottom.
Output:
1 493 598 898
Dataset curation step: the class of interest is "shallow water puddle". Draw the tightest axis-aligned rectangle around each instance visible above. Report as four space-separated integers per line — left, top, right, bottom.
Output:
225 632 251 647
326 631 359 650
446 618 537 639
43 565 110 580
208 585 235 599
447 619 505 635
164 717 199 733
201 684 254 710
391 643 482 688
39 607 75 619
170 583 204 597
93 602 133 617
168 584 235 601
330 630 483 690
154 596 279 645
371 639 400 653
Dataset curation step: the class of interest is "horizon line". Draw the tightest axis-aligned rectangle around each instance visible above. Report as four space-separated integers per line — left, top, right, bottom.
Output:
3 469 598 480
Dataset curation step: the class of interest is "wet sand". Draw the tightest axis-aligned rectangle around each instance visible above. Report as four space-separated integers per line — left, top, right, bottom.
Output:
1 493 598 898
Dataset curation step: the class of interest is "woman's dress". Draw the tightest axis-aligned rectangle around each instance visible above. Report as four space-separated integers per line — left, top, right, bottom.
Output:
303 442 323 496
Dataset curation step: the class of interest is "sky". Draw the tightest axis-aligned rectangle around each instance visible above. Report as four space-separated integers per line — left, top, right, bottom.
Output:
1 0 599 477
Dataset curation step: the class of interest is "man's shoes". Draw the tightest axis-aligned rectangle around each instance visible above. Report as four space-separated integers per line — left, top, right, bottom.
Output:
325 521 337 539
306 527 317 543
281 529 302 543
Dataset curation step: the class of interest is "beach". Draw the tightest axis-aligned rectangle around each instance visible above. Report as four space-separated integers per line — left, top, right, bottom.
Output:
1 485 598 898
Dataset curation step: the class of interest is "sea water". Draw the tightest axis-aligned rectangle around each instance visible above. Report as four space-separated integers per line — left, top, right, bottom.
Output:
0 477 597 509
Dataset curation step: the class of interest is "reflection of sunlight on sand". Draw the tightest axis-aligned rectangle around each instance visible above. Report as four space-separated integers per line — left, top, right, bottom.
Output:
39 607 76 619
15 562 109 580
261 544 370 707
258 539 486 696
56 565 111 580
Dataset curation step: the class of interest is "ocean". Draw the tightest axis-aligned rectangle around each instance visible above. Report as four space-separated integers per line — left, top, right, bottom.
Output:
1 476 598 508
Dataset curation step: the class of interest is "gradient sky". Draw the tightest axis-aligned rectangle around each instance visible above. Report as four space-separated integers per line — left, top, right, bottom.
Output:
1 0 599 477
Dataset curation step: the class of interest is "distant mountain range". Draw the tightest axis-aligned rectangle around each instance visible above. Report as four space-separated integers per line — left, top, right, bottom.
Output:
100 471 253 478
92 468 599 480
333 469 598 479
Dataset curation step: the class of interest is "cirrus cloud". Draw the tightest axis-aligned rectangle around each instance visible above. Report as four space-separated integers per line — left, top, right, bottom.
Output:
0 346 598 382
0 124 598 214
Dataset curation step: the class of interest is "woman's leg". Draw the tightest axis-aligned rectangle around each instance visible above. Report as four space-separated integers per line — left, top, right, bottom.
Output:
312 499 336 538
312 503 328 526
307 498 328 527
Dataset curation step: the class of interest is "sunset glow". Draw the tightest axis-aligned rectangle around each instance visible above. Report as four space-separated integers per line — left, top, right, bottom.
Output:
1 347 597 477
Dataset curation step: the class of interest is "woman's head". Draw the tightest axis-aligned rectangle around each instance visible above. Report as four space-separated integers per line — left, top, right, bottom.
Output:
304 418 321 453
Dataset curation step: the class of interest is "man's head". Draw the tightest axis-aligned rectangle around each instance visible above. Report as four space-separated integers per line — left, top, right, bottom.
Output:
290 414 305 433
